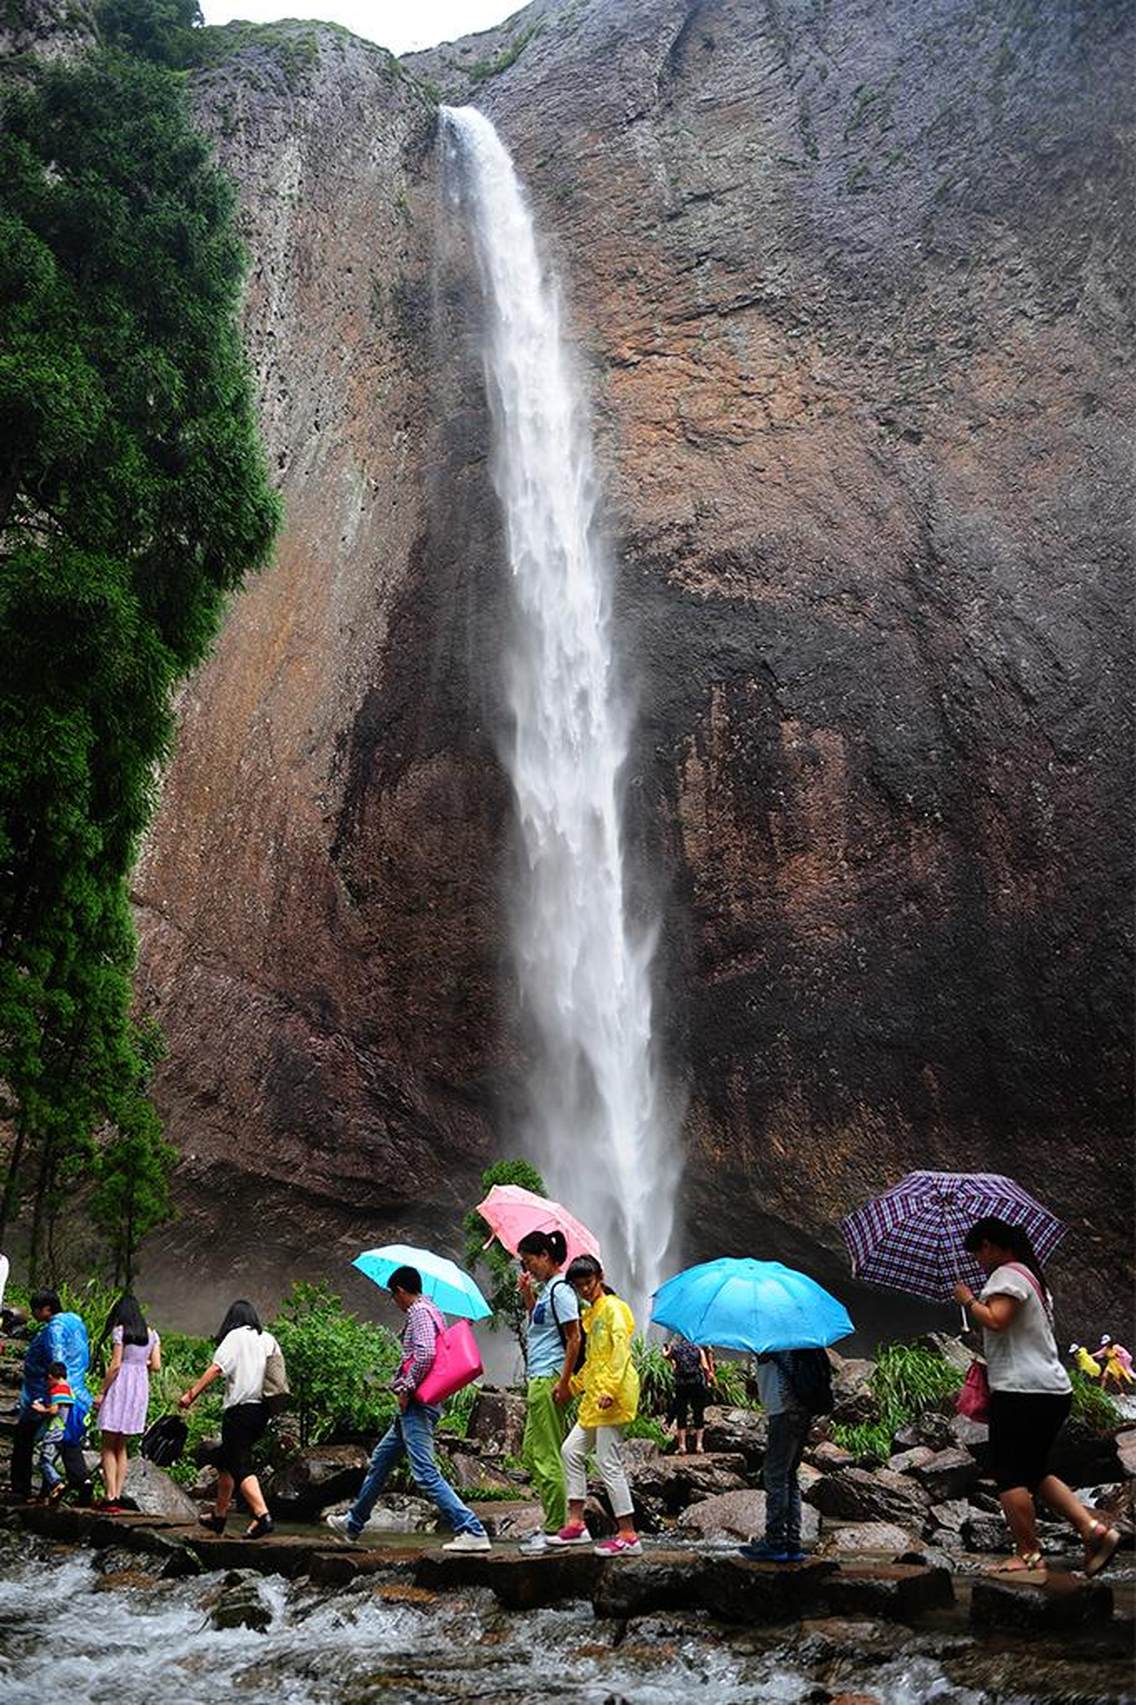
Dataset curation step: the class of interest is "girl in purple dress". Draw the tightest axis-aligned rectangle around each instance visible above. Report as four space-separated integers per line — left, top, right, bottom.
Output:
94 1294 160 1511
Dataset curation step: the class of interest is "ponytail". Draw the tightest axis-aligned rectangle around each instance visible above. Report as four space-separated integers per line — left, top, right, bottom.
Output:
963 1217 1048 1292
517 1228 568 1266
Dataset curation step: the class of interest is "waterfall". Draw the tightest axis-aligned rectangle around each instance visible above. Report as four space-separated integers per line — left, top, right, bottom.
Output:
442 106 677 1315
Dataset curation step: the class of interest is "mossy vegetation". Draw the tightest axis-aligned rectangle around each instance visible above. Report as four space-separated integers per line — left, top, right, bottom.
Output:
468 21 539 83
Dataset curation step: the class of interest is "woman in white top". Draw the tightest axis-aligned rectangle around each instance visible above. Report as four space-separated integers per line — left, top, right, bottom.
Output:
954 1217 1120 1579
179 1300 278 1538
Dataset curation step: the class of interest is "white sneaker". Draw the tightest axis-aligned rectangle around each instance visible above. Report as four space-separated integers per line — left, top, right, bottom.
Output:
442 1531 491 1553
518 1531 549 1554
324 1511 359 1544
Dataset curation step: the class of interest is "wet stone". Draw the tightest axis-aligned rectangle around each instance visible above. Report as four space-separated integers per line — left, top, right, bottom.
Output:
821 1563 955 1624
908 1448 979 1503
208 1577 273 1633
969 1572 1115 1632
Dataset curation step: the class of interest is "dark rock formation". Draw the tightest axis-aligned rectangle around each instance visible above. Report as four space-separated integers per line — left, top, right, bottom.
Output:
118 0 1131 1331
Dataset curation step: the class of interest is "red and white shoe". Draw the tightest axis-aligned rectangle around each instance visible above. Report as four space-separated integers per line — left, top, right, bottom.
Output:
547 1523 590 1547
593 1534 643 1557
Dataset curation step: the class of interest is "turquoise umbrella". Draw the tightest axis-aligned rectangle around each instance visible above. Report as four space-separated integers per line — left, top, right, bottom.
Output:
353 1244 492 1321
650 1257 853 1352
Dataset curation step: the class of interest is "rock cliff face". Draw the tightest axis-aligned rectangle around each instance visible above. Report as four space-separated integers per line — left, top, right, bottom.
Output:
132 0 1132 1332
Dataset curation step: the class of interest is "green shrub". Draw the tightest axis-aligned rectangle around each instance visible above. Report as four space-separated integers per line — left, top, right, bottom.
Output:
831 1340 961 1461
632 1336 674 1417
625 1414 669 1449
1070 1369 1121 1431
270 1282 400 1448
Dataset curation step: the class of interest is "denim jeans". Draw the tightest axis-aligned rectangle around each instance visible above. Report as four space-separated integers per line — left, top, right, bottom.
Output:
763 1408 811 1550
347 1402 485 1539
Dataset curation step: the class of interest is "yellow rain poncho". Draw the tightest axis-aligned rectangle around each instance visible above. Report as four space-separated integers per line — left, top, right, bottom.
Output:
571 1292 640 1428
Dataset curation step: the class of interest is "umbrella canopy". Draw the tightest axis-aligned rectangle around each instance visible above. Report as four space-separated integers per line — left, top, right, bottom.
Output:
841 1171 1066 1302
353 1244 492 1321
474 1184 601 1267
650 1258 854 1353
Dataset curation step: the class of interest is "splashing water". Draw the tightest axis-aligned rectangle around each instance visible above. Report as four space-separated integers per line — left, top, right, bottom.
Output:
441 106 678 1313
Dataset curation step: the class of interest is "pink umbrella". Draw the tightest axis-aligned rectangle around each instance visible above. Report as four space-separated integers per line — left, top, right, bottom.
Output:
475 1184 601 1267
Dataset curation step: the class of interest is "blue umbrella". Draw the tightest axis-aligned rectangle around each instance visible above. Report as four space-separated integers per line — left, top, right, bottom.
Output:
650 1257 853 1352
353 1244 492 1321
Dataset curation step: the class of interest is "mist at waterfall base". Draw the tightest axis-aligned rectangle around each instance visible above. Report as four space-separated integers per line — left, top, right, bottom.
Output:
442 106 681 1318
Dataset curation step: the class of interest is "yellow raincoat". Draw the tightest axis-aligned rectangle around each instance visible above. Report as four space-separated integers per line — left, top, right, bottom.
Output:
571 1292 640 1428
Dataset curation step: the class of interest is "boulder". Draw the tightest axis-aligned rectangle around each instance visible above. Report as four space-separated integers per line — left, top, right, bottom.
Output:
885 1446 936 1476
806 1468 930 1527
927 1499 969 1533
970 1574 1114 1632
917 1335 974 1377
961 1512 1011 1553
1114 1429 1136 1477
700 1407 768 1468
821 1523 921 1559
948 1413 990 1468
207 1576 273 1633
438 1440 516 1494
822 1563 955 1622
324 1492 439 1534
907 1448 979 1502
469 1498 543 1540
676 1489 820 1546
827 1355 877 1425
265 1442 370 1517
629 1452 751 1518
120 1458 199 1522
1047 1419 1123 1488
466 1387 526 1458
892 1412 955 1454
811 1440 856 1471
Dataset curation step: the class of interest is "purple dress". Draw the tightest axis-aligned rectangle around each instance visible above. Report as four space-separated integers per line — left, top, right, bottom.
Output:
99 1326 158 1435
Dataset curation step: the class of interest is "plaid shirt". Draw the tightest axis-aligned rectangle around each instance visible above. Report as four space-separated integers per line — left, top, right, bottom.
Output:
391 1297 443 1396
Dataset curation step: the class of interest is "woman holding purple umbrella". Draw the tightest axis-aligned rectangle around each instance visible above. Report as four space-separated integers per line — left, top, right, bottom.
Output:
954 1217 1120 1579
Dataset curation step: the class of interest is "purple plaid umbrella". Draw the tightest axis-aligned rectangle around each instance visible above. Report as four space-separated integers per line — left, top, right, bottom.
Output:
841 1171 1066 1302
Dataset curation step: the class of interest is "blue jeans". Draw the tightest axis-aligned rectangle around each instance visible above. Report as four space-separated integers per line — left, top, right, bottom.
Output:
763 1408 811 1551
347 1403 485 1539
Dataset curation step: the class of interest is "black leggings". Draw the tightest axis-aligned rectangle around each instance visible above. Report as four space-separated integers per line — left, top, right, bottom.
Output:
673 1383 707 1431
218 1401 268 1485
988 1390 1071 1493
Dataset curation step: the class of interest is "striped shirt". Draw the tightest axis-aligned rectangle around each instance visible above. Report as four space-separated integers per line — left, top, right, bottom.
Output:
391 1297 444 1396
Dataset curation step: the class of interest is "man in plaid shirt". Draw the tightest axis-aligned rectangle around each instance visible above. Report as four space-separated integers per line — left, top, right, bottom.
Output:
327 1265 490 1551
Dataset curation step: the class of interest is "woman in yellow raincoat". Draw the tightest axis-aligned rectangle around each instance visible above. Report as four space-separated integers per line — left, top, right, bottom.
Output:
547 1254 641 1557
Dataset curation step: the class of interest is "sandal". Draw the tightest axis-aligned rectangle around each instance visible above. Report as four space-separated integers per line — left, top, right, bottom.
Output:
245 1513 275 1540
198 1512 227 1534
987 1550 1046 1580
1084 1520 1121 1577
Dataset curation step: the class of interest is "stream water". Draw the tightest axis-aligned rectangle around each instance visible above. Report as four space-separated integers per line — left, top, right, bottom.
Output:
441 107 678 1316
0 1543 1001 1705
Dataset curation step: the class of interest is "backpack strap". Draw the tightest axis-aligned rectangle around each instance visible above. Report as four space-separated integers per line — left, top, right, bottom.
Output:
547 1280 568 1346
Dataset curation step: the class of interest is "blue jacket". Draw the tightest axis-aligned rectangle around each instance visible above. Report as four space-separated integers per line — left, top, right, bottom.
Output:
20 1311 91 1431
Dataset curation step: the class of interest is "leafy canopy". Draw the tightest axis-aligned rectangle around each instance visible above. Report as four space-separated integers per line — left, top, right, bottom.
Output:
0 35 280 1281
462 1157 547 1350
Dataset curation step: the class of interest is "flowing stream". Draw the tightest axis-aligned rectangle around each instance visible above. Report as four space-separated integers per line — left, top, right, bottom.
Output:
441 107 677 1312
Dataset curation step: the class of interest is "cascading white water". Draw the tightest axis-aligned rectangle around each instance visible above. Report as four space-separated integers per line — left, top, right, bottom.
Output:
442 106 677 1313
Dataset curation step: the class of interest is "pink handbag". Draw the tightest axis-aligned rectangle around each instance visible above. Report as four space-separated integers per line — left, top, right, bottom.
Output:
956 1358 990 1421
413 1319 483 1407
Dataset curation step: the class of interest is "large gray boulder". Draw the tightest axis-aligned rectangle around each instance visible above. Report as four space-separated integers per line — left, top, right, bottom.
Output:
677 1488 820 1546
806 1466 930 1527
121 1459 199 1522
821 1521 922 1559
265 1442 370 1517
466 1387 526 1458
907 1447 979 1503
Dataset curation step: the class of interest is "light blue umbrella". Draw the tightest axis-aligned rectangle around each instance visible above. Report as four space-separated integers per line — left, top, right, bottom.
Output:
650 1257 853 1352
353 1244 492 1321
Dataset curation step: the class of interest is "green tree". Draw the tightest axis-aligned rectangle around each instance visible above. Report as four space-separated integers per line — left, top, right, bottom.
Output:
96 0 202 66
0 42 281 1275
462 1156 547 1352
271 1283 401 1448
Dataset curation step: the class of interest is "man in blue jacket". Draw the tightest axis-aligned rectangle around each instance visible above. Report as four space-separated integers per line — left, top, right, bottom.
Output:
10 1290 91 1501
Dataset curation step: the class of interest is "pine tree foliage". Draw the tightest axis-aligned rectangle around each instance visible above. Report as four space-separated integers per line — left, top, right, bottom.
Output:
0 31 281 1278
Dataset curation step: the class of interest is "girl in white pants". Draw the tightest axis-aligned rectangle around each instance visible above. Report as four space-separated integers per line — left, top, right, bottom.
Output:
548 1255 643 1558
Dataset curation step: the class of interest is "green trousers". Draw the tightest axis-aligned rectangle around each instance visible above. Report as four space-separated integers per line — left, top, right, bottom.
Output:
523 1375 569 1532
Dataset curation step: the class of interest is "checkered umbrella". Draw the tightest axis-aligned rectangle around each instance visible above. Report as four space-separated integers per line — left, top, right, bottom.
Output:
840 1171 1066 1302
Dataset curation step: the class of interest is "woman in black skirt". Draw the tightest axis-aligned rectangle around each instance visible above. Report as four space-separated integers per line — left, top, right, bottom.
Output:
179 1300 277 1538
954 1217 1120 1579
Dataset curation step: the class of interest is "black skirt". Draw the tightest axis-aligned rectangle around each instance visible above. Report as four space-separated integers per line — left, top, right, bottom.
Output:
218 1401 268 1484
987 1389 1071 1492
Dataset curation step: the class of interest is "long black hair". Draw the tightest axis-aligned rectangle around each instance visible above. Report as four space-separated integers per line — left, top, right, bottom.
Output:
105 1292 149 1348
517 1228 568 1266
963 1217 1047 1291
565 1254 615 1295
216 1300 262 1343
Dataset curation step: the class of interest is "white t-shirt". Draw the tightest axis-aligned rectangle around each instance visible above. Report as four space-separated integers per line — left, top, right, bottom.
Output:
980 1264 1071 1395
213 1326 280 1409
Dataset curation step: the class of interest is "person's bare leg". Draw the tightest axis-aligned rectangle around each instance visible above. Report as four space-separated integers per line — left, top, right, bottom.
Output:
617 1513 638 1538
116 1441 128 1499
239 1473 268 1522
100 1435 119 1501
1036 1475 1098 1543
693 1429 705 1454
998 1486 1041 1562
675 1429 687 1454
565 1498 586 1526
214 1469 235 1517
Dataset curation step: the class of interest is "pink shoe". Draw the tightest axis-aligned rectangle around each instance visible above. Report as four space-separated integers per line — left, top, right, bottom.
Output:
594 1533 643 1557
547 1523 590 1547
